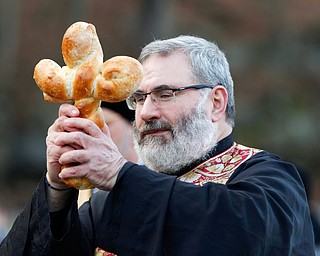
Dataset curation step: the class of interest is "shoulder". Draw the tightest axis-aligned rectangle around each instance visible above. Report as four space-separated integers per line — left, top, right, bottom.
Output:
228 148 303 193
226 142 299 181
235 150 297 175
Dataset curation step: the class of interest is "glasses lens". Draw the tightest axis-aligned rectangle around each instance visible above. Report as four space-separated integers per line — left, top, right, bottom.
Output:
152 89 175 107
126 89 177 110
126 97 136 110
127 93 145 110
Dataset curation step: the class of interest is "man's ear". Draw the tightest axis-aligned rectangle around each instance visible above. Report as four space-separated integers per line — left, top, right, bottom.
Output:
210 85 228 122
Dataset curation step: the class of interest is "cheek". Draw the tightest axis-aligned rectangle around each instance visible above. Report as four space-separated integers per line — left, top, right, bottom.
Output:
135 105 186 128
134 111 143 128
159 108 180 123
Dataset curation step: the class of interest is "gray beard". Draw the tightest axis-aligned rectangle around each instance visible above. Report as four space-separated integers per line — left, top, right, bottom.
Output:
132 103 218 174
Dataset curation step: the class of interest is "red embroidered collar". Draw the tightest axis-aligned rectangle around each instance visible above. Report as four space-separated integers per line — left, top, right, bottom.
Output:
178 143 262 186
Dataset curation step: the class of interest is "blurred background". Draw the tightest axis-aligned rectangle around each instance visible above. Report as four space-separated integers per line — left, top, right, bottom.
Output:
0 0 320 242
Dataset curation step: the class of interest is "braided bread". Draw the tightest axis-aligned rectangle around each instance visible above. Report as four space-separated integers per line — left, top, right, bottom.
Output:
33 21 143 190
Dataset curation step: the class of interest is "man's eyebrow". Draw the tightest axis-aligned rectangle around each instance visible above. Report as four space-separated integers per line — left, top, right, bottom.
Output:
135 84 172 94
155 84 171 90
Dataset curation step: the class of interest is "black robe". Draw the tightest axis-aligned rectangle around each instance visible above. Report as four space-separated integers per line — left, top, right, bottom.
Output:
0 137 315 255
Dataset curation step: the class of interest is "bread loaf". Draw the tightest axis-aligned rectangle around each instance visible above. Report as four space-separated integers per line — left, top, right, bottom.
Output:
33 21 143 190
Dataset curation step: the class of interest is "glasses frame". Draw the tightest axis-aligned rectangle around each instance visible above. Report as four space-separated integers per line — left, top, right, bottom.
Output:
126 84 215 110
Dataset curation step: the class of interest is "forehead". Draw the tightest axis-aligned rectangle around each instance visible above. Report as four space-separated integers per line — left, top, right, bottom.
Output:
138 52 195 91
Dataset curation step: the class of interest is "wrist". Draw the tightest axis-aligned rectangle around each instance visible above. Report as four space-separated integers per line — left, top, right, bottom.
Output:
45 173 72 191
45 172 75 212
108 158 128 190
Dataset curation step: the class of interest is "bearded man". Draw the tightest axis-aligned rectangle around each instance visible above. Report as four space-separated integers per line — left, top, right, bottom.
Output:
1 36 315 255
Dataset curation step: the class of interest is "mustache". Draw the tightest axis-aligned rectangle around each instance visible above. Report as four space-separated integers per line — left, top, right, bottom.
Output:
139 120 173 134
133 120 174 141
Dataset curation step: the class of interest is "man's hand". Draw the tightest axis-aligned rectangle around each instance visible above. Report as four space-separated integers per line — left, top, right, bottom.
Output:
46 104 127 192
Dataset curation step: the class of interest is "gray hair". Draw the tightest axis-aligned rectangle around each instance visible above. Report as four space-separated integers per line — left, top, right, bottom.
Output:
139 35 235 127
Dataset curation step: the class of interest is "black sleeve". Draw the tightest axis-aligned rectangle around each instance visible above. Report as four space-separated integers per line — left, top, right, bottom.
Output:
0 163 133 256
0 195 32 256
102 153 315 255
0 175 94 256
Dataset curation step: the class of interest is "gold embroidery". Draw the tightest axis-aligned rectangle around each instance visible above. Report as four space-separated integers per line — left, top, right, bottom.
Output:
178 143 261 186
94 247 116 256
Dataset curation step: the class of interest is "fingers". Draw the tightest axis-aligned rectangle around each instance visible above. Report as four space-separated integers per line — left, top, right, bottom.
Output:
46 105 123 191
50 103 109 135
59 149 89 166
58 103 79 118
62 117 104 137
48 116 68 134
47 104 79 134
48 115 103 140
101 122 111 137
58 150 127 191
53 130 87 150
46 134 76 184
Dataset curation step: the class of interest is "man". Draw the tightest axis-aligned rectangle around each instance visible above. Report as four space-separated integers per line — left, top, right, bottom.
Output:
1 35 315 255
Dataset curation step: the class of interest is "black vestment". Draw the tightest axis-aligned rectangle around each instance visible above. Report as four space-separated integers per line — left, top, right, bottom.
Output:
0 136 315 255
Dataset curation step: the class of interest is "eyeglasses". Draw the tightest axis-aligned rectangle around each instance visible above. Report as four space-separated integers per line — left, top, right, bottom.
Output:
126 84 215 110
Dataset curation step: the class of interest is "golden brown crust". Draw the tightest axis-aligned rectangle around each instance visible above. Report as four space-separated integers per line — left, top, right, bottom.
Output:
94 56 143 102
72 63 97 100
33 22 103 103
74 97 105 129
62 177 94 190
33 21 143 190
33 59 71 101
61 22 103 68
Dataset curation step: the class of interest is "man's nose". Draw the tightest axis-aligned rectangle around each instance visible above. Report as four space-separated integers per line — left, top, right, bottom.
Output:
138 95 161 121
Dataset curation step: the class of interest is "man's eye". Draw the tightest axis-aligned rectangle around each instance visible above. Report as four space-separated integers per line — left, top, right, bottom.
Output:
134 95 145 103
158 90 174 99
